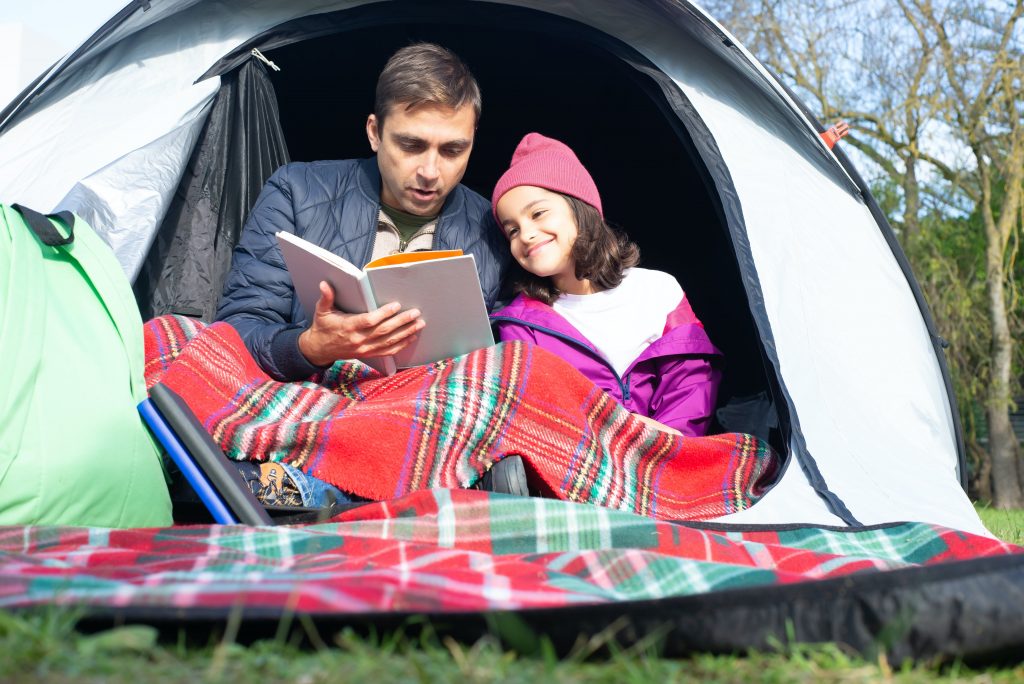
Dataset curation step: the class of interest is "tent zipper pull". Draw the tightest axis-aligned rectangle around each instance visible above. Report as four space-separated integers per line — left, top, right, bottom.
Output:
251 48 281 72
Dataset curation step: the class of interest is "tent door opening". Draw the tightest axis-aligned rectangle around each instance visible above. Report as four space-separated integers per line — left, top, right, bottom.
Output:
133 2 791 463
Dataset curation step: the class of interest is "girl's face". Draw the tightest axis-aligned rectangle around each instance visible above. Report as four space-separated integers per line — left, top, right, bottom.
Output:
496 186 591 294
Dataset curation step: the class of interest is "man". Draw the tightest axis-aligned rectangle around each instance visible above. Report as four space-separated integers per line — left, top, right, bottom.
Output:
216 43 509 381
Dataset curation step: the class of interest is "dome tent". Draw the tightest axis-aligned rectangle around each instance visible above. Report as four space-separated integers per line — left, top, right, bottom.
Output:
1 0 1020 662
0 0 976 533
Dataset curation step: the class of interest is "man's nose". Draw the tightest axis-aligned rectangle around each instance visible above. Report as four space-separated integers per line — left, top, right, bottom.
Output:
417 152 440 183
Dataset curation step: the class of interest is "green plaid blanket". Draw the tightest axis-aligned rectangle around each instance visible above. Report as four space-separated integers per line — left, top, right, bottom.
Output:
1 490 1019 613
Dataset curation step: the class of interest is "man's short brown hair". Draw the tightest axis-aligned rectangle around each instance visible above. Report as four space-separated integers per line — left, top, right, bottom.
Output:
374 42 482 128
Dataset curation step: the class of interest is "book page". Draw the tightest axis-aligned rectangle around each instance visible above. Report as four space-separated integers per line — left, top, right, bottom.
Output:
365 254 494 368
277 231 363 278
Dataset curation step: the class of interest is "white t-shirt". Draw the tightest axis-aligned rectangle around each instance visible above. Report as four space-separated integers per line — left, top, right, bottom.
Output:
553 268 683 376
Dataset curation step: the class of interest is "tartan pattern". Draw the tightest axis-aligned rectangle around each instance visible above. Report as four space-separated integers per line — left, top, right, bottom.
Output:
143 316 778 521
1 489 1020 613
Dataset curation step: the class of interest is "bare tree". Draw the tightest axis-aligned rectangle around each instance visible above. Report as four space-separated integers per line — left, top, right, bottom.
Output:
705 0 950 236
912 0 1024 507
707 0 1024 505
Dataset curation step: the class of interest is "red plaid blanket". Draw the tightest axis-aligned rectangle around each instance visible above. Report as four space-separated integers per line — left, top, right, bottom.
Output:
144 315 778 520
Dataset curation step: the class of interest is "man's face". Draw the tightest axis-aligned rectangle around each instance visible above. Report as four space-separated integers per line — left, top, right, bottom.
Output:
367 103 476 216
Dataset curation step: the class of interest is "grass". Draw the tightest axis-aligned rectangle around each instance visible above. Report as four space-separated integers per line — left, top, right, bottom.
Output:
1 508 1020 683
2 608 1023 684
975 503 1024 544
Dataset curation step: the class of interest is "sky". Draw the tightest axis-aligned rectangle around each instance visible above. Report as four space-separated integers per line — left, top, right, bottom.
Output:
0 0 126 106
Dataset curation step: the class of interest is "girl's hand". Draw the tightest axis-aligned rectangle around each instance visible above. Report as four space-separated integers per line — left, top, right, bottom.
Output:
632 413 683 436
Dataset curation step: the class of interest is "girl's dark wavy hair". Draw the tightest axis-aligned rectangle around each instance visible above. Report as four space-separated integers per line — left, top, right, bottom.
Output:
513 194 640 305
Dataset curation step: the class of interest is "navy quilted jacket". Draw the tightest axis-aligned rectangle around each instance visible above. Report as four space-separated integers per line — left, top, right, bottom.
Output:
216 157 509 380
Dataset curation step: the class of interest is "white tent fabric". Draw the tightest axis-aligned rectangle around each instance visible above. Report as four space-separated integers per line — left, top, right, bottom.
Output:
637 22 974 532
0 0 990 537
0 0 281 277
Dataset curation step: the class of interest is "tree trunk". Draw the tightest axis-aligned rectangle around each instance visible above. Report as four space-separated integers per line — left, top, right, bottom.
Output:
984 234 1024 508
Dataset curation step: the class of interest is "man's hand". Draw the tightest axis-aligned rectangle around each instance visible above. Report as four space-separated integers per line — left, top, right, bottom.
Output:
298 280 424 367
632 413 683 436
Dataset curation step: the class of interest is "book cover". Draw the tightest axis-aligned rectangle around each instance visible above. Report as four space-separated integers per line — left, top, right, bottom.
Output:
275 231 494 374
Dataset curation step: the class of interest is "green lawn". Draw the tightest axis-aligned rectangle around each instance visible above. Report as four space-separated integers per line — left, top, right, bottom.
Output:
975 504 1024 545
2 508 1021 683
2 608 1023 684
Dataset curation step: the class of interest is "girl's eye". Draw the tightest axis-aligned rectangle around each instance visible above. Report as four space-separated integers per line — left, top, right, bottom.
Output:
531 210 546 220
506 226 519 239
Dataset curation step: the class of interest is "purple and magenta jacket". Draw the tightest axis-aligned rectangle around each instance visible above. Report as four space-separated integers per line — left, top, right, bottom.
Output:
491 293 723 436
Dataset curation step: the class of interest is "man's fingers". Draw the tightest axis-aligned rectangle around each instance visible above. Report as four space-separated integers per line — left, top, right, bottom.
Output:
382 316 425 346
359 317 424 356
359 301 403 327
359 303 421 331
369 331 421 357
314 281 335 315
373 307 423 337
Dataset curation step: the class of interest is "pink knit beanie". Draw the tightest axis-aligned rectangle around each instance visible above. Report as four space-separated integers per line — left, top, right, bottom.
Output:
491 133 603 219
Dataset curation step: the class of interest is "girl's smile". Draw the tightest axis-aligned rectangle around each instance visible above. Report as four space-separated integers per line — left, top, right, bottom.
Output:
526 237 555 256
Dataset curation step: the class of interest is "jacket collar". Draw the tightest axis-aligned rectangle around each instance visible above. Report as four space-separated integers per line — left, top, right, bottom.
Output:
494 293 722 364
493 294 572 330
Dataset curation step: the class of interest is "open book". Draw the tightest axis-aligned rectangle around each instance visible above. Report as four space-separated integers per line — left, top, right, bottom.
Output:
276 231 495 375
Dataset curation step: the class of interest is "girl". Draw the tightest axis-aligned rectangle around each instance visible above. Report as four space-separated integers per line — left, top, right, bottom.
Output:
490 133 722 437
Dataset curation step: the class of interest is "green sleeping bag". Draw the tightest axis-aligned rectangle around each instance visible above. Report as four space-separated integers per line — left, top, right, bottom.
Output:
0 204 171 527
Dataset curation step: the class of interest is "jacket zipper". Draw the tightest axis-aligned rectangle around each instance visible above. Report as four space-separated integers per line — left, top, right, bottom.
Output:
375 205 439 255
399 223 437 252
489 316 631 402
